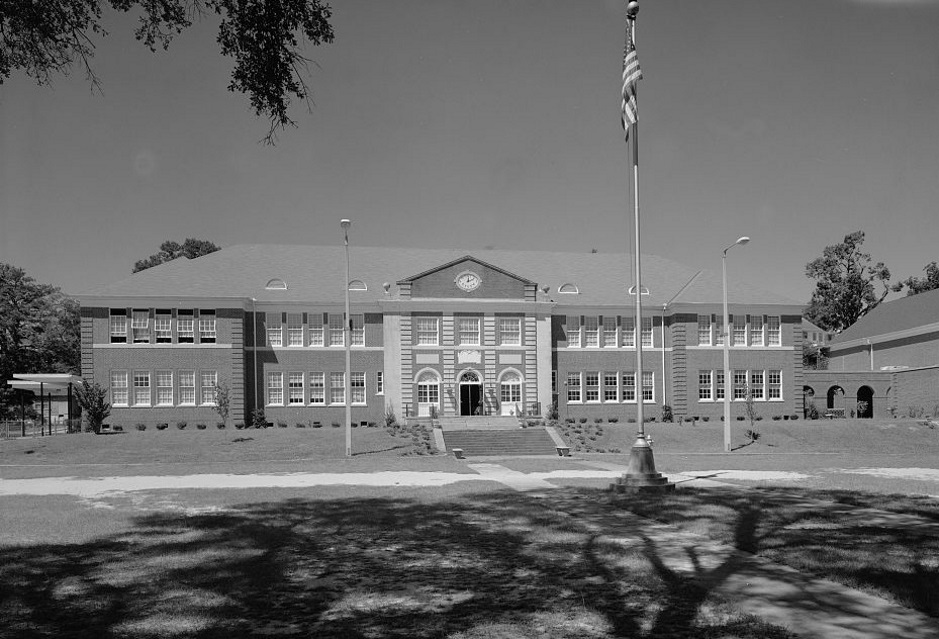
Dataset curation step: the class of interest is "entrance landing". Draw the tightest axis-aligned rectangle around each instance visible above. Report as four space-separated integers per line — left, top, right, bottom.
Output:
437 416 520 431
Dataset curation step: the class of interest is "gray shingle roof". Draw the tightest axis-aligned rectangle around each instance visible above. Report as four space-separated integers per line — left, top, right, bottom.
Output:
832 287 939 345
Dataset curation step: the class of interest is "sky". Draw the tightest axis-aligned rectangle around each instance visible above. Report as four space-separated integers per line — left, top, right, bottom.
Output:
2 0 938 303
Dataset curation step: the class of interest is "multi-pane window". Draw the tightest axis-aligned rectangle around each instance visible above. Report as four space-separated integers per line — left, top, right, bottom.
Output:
750 371 764 400
567 316 581 347
749 315 763 346
767 316 781 346
110 311 127 343
156 371 173 406
602 318 617 347
567 372 581 402
199 311 216 343
154 314 172 343
288 372 304 404
309 314 324 346
417 372 440 404
641 317 653 348
177 312 194 343
642 371 654 402
201 371 217 405
179 371 195 405
768 370 782 399
309 372 325 404
500 372 521 404
622 372 636 402
330 372 345 404
132 310 150 343
733 370 748 400
698 315 711 346
267 372 284 405
416 317 439 346
552 370 558 395
133 371 150 405
733 315 747 346
376 371 384 395
698 370 712 400
329 314 344 346
351 315 365 346
499 318 521 346
287 313 303 347
585 372 600 402
604 373 619 402
715 370 725 400
351 372 366 404
715 317 725 346
110 371 128 406
267 313 283 347
458 317 481 346
621 317 635 347
584 317 599 347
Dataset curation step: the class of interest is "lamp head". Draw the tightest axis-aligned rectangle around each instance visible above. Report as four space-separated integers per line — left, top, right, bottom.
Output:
627 1 639 18
340 219 351 230
736 236 750 246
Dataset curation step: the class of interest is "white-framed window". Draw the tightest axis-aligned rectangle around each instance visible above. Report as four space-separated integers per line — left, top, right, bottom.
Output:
567 316 581 348
132 310 150 343
376 371 384 395
697 315 711 346
749 315 763 346
110 370 128 406
309 313 324 346
351 314 365 346
584 317 599 347
351 372 366 404
698 370 712 401
154 313 172 343
156 371 173 406
733 315 747 346
133 370 150 405
603 372 618 402
750 370 765 400
179 371 196 405
733 370 748 400
499 318 521 346
288 372 304 404
567 372 581 403
641 317 653 348
330 372 345 404
416 371 440 412
622 372 636 402
767 316 781 346
329 314 344 347
642 371 654 402
287 313 303 347
715 315 725 346
199 311 216 343
110 311 127 343
309 372 325 404
552 370 558 394
621 317 636 347
768 370 782 400
416 317 439 346
715 370 725 400
602 318 617 348
585 372 600 402
267 313 283 347
201 370 217 405
458 317 481 346
500 371 522 405
267 371 284 405
177 313 194 343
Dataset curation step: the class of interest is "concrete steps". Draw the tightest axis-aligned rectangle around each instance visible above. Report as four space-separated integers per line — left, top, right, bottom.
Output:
436 416 520 431
442 428 560 457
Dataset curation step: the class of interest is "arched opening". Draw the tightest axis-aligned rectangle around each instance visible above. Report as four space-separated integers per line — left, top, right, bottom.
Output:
803 385 816 419
458 370 483 416
827 385 846 417
499 370 523 416
857 386 874 419
415 370 440 417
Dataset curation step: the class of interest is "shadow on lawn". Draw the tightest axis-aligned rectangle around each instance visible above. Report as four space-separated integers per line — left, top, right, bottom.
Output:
0 490 800 639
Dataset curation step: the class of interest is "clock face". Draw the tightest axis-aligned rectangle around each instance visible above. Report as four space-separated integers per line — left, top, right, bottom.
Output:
456 272 481 292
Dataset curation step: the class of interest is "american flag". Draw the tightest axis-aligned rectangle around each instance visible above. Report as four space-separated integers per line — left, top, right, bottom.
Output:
621 23 642 141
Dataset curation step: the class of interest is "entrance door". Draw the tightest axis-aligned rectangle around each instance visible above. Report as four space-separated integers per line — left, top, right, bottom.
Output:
460 384 482 416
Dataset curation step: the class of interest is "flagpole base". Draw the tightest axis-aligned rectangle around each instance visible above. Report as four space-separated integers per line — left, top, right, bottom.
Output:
610 432 675 493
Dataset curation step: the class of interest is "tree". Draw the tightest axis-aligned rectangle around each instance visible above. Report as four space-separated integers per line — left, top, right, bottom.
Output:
214 383 230 425
133 238 221 272
894 262 939 297
1 1 335 143
804 231 891 333
74 379 111 434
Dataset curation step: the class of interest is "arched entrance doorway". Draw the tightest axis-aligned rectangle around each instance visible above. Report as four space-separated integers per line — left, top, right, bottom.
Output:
459 370 483 416
827 386 846 417
857 386 874 418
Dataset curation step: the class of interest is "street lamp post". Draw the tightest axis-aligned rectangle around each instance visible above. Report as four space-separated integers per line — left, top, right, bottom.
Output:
722 236 750 452
341 219 353 458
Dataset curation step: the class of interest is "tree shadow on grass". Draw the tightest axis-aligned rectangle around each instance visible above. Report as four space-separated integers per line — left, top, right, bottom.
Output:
0 489 800 638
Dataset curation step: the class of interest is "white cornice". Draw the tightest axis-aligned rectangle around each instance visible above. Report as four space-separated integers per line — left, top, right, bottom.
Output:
832 321 939 351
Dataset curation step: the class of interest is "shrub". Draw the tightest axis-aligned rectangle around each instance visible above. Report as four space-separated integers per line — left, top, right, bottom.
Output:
756 416 763 421
176 421 187 430
627 418 636 423
136 423 147 431
75 379 111 435
790 414 799 420
806 402 819 420
112 425 124 432
608 417 618 423
783 414 790 420
295 422 306 428
368 421 377 428
661 405 673 423
311 421 323 428
772 415 782 421
278 421 288 428
384 403 398 428
214 383 231 427
196 423 207 430
594 417 604 424
216 422 226 429
702 416 709 422
332 422 341 428
156 422 168 430
250 408 266 428
234 422 245 430
579 417 588 424
565 417 575 424
736 416 745 421
744 429 761 442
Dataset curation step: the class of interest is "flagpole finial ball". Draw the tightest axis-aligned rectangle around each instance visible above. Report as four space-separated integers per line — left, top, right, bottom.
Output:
626 1 639 17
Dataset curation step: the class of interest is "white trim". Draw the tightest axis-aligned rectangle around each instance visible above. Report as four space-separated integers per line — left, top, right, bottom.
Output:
833 321 939 351
93 343 232 349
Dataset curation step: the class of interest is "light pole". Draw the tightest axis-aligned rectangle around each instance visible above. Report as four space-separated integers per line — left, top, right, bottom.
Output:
722 236 750 452
341 219 353 457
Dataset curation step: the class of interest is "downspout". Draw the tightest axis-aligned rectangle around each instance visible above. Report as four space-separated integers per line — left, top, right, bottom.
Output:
252 297 258 421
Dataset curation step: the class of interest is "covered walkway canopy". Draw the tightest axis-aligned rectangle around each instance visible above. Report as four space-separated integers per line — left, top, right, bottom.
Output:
6 374 83 435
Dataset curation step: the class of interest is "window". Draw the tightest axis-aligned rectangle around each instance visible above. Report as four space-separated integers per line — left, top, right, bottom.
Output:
715 315 725 346
287 313 303 347
154 313 172 343
156 371 173 406
584 317 599 347
733 315 746 346
767 316 781 346
177 312 194 343
698 370 712 401
133 371 150 405
309 372 325 404
585 372 600 402
351 314 365 346
458 317 480 346
567 316 581 347
109 311 127 343
641 317 653 348
602 317 617 348
499 318 521 346
417 371 440 405
768 370 782 400
416 317 439 346
351 372 366 404
622 372 636 402
604 372 618 402
697 315 711 346
199 311 216 343
376 371 384 395
500 371 522 404
179 371 195 405
567 372 581 403
267 313 283 347
750 370 764 400
621 317 636 347
201 371 217 405
110 371 128 406
267 372 284 405
132 310 150 343
288 372 304 404
308 313 324 346
733 370 748 400
329 314 344 346
749 315 763 346
642 371 654 402
330 372 345 404
552 370 558 394
715 370 725 400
